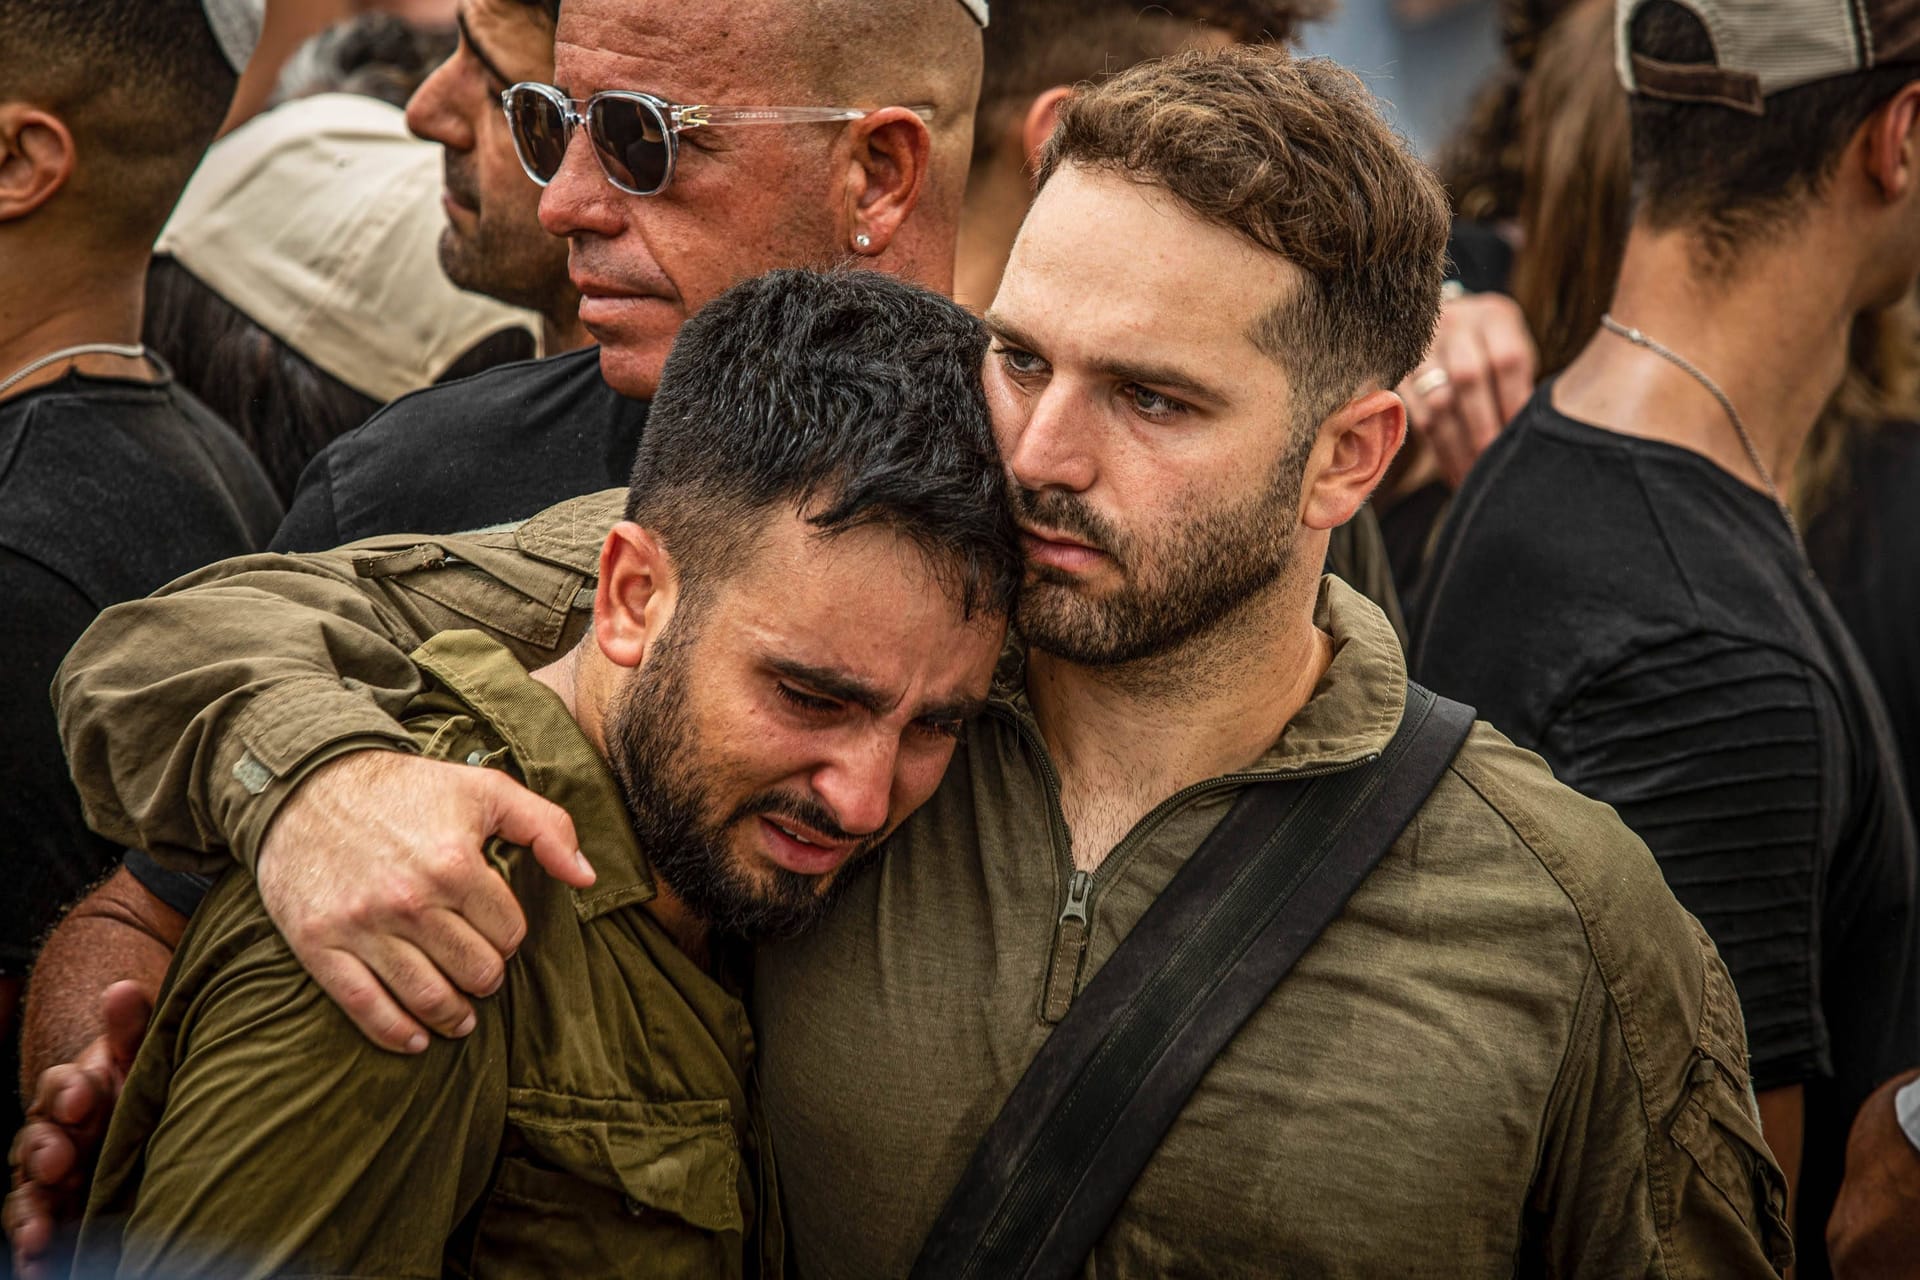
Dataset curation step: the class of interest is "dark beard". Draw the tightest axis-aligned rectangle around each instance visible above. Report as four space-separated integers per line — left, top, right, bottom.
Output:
603 622 880 940
1011 439 1307 666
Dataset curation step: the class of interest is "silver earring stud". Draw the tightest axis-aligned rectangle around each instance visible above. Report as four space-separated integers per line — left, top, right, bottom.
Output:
854 233 872 251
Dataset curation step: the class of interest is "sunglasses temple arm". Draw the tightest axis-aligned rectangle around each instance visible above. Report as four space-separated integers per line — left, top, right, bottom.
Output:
678 104 937 130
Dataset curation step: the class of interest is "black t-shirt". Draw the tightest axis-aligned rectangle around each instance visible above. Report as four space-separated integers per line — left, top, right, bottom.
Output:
1 369 281 1137
271 345 647 552
1807 424 1920 837
128 347 649 917
1409 388 1920 1279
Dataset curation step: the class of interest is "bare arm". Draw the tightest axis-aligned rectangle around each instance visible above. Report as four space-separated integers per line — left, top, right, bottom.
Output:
19 869 182 1090
1757 1084 1804 1277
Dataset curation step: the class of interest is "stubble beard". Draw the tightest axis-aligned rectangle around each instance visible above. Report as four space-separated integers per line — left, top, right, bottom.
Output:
1012 443 1310 669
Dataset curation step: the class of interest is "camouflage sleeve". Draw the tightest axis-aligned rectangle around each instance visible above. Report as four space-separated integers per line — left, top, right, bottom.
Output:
51 492 614 876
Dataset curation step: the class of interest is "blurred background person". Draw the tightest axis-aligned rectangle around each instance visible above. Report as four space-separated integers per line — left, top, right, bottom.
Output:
146 91 547 500
0 0 284 1177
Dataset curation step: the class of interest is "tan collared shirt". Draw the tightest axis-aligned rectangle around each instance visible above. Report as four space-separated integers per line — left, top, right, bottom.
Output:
78 628 781 1279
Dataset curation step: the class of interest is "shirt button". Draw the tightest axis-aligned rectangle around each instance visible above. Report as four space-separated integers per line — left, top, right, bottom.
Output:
466 750 485 766
621 1195 647 1218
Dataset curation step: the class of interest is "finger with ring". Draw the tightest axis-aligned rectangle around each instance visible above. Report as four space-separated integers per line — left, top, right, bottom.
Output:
1411 367 1452 397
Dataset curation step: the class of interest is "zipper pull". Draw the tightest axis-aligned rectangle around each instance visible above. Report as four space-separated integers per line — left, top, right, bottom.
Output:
1041 870 1093 1023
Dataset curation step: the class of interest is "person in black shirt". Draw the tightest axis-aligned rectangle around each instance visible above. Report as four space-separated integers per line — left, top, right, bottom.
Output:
1412 4 1920 1274
0 0 284 1175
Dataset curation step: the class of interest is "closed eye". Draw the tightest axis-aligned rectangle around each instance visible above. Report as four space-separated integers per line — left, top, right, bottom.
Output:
775 682 840 715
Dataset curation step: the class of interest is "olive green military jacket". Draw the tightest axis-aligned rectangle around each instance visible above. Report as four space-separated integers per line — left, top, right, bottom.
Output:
75 627 781 1279
56 490 1788 1276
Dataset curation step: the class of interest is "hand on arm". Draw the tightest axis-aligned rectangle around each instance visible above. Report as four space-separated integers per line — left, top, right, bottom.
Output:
1397 291 1537 488
253 750 588 1053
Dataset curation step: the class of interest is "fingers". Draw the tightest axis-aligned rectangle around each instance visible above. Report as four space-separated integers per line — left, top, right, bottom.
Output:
5 1181 54 1279
98 980 154 1073
12 1115 78 1187
300 947 433 1054
486 774 592 888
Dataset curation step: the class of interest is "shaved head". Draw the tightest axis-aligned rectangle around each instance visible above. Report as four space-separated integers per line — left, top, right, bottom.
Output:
798 0 986 245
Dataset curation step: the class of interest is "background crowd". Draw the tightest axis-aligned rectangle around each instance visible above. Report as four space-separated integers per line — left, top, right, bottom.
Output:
4 0 1920 1276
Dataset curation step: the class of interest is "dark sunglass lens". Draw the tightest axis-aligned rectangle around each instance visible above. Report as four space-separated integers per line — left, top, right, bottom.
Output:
589 97 670 194
507 88 568 182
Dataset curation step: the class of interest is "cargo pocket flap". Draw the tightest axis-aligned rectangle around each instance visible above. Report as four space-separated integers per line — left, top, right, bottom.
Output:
507 1092 744 1236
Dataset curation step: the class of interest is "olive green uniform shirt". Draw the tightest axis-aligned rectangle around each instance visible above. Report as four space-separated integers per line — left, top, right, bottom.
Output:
76 628 781 1279
56 490 1787 1276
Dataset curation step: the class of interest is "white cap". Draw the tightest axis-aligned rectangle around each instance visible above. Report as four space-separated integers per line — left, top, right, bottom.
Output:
957 0 989 25
157 94 542 403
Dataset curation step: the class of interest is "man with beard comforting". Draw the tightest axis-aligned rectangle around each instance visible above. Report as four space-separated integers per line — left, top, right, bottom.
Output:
50 49 1787 1277
69 269 1017 1279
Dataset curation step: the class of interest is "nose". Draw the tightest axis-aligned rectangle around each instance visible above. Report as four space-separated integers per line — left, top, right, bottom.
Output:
405 56 469 151
538 123 623 241
808 734 899 839
1002 379 1097 495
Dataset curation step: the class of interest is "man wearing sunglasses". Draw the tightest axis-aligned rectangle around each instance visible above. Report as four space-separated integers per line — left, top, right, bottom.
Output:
44 44 1783 1276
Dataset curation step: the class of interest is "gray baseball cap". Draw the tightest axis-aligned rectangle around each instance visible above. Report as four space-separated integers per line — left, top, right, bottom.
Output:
1617 0 1920 113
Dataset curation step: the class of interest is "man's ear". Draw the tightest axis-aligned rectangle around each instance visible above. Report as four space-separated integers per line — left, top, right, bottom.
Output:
594 521 678 670
0 104 77 223
1300 388 1406 532
1020 86 1073 173
844 106 931 257
1862 81 1920 202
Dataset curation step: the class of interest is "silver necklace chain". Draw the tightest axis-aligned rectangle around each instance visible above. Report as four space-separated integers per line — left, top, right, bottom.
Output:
1599 313 1808 561
0 342 148 398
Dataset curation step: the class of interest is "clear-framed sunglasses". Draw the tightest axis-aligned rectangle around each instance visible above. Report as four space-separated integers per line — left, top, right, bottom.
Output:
501 82 935 197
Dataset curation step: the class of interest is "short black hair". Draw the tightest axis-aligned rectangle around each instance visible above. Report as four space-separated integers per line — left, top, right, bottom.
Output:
627 268 1021 620
0 1 237 239
1629 0 1920 258
974 0 1326 167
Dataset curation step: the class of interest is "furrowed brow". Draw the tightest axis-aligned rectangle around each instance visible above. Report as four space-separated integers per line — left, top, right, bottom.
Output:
982 311 1042 353
770 659 891 715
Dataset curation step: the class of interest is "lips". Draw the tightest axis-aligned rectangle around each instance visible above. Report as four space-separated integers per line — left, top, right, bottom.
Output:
1019 525 1107 573
757 815 857 877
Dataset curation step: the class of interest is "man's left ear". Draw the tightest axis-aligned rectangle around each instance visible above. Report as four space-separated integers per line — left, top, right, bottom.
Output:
1300 388 1406 532
844 106 931 256
1864 81 1920 201
594 522 678 669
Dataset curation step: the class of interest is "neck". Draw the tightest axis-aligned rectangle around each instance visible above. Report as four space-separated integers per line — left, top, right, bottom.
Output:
1556 221 1860 495
1025 554 1330 871
0 243 154 396
530 649 712 964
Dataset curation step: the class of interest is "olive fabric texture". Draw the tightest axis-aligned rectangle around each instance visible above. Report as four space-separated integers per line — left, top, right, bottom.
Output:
54 489 1789 1275
76 629 780 1279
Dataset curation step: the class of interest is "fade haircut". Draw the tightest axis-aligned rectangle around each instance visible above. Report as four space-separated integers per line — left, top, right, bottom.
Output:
0 1 236 240
1628 1 1920 261
974 0 1329 166
626 268 1022 620
1037 45 1449 427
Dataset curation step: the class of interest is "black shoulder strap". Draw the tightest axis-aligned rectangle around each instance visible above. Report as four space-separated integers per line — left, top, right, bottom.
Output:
910 683 1477 1280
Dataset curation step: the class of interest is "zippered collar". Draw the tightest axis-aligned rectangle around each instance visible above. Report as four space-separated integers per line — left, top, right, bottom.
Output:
990 575 1407 780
